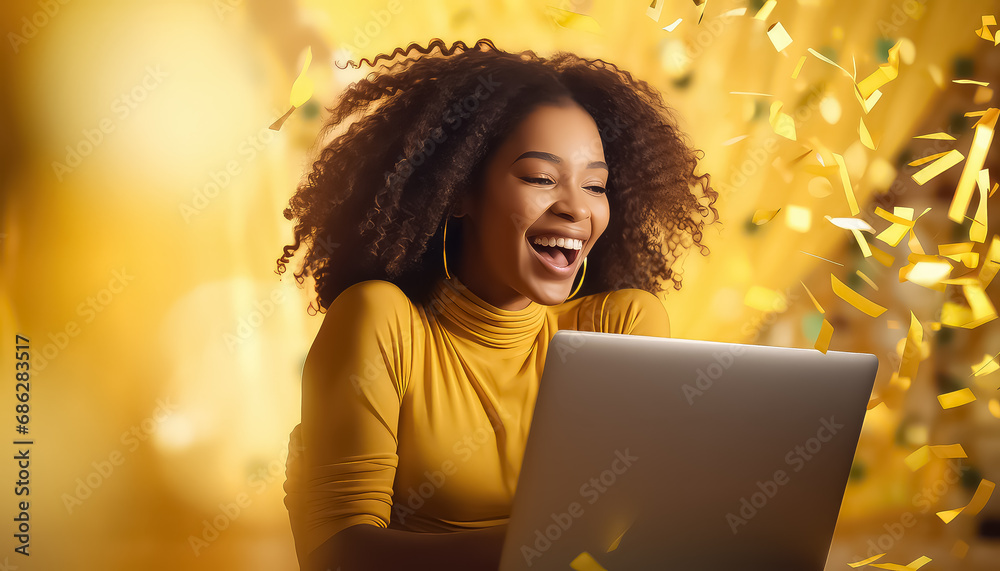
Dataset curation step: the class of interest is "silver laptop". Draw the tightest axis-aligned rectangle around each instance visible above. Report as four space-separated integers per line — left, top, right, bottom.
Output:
499 331 878 570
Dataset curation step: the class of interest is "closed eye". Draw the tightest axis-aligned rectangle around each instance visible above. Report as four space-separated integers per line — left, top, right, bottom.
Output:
520 177 555 185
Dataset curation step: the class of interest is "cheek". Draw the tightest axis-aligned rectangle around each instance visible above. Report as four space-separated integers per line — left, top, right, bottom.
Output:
592 197 611 238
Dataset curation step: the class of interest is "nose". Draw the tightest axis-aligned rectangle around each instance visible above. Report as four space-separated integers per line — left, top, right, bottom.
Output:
549 183 590 222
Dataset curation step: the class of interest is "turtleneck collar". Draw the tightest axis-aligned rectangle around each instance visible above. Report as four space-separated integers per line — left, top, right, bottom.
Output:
426 277 546 349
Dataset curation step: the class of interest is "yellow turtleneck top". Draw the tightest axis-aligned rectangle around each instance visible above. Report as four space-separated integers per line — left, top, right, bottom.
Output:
283 277 670 559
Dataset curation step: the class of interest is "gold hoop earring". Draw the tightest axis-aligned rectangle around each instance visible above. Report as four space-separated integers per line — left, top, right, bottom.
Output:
442 217 452 280
566 257 587 300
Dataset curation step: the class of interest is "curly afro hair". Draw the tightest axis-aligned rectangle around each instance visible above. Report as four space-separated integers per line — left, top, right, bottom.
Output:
276 38 718 314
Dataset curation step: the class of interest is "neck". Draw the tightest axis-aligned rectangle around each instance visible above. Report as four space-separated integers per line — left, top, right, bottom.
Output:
452 267 532 311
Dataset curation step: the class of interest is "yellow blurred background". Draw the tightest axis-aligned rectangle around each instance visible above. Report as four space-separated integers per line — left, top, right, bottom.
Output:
1 0 998 569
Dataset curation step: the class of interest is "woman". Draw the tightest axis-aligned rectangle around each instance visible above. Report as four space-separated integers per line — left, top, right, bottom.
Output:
277 38 717 570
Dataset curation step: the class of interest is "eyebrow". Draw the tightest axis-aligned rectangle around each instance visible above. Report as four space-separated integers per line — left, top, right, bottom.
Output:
511 151 608 170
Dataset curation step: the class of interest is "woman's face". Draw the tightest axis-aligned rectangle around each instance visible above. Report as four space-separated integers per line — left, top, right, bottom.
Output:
456 101 610 310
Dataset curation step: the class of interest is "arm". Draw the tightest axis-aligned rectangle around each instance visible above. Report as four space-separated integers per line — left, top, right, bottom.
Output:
290 281 507 570
305 522 508 571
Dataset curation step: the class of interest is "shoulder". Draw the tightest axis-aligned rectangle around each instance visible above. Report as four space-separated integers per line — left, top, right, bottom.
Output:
314 280 419 348
598 288 670 337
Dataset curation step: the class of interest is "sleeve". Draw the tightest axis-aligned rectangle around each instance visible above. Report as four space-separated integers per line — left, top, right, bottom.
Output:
591 288 671 338
283 280 415 560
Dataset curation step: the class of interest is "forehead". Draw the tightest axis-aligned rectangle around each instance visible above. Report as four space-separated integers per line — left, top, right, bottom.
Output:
495 102 606 164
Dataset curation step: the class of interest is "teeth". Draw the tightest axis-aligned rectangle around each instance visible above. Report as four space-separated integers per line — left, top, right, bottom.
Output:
532 236 583 250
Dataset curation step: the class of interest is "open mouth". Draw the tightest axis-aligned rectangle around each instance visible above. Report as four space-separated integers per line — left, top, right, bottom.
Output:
528 236 582 269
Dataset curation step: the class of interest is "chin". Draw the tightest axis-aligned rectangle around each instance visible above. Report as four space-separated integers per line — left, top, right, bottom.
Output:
521 281 575 306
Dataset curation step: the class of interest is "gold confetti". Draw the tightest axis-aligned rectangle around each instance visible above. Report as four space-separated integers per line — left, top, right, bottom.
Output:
852 229 873 258
948 108 998 223
730 91 773 97
859 116 879 149
953 79 991 87
908 150 951 167
800 251 844 266
832 274 886 317
769 100 797 140
270 46 315 131
928 64 944 88
905 444 967 471
791 55 806 79
972 169 990 242
875 206 916 246
914 132 956 140
911 149 965 186
979 235 1000 287
801 281 825 314
766 22 793 52
972 353 1000 376
646 0 664 21
870 245 895 267
976 15 996 42
833 153 859 215
570 552 608 571
754 0 776 20
606 525 631 552
723 135 748 146
814 319 834 353
939 388 976 408
752 208 781 225
808 48 854 79
849 553 885 567
871 555 932 570
857 40 902 99
547 7 604 33
663 17 682 31
827 217 875 232
905 261 952 288
898 312 922 381
937 479 995 523
854 86 882 113
856 270 878 290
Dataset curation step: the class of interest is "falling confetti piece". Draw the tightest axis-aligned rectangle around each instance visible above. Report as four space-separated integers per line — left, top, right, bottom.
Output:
800 251 844 266
852 229 873 258
909 150 951 167
723 135 748 146
905 261 952 288
856 270 878 290
792 55 806 79
730 91 773 96
547 7 604 33
646 0 664 22
832 274 886 317
570 552 608 571
801 281 825 314
870 246 895 267
752 208 781 225
270 46 315 131
939 388 977 408
979 235 1000 287
859 116 879 149
854 86 883 113
972 169 990 242
989 399 1000 418
972 353 1000 376
976 15 996 41
826 217 875 232
720 7 747 17
814 319 834 353
905 444 967 471
914 132 956 140
871 555 932 570
857 40 902 99
754 0 776 20
766 22 793 52
875 206 916 246
953 79 991 87
937 479 995 523
832 153 859 215
808 47 854 79
606 525 631 552
769 100 797 140
663 17 682 31
898 312 922 382
911 149 965 186
849 553 885 567
948 108 998 223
